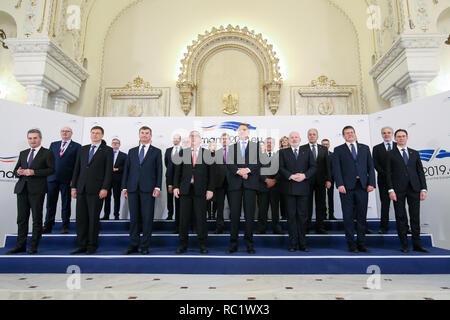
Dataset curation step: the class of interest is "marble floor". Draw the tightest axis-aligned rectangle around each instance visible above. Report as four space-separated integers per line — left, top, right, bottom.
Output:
0 274 449 300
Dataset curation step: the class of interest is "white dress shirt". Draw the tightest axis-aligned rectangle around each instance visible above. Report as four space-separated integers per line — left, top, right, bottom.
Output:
27 145 42 164
346 141 358 154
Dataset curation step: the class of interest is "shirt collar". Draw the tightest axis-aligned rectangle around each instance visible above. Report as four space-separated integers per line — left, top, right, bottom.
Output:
397 145 408 152
30 145 42 153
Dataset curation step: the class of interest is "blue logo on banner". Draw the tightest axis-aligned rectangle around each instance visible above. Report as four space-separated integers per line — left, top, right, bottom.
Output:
202 121 257 131
419 149 450 162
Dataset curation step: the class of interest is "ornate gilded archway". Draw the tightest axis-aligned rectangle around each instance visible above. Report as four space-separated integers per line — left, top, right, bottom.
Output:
176 25 283 116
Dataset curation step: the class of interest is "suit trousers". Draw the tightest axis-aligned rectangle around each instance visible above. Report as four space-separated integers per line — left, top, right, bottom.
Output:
16 187 45 250
45 180 72 229
104 179 122 218
75 193 103 250
339 180 368 248
179 185 208 249
128 190 155 249
228 189 256 249
326 184 334 217
166 185 180 226
257 188 281 233
286 195 308 247
215 181 228 232
307 181 327 231
393 184 422 248
377 180 391 231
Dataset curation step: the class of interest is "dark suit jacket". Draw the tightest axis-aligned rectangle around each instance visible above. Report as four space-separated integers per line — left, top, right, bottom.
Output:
279 147 316 196
47 140 81 184
72 141 113 194
259 152 280 192
122 145 163 193
386 147 427 193
173 148 215 196
300 144 331 185
164 146 181 187
373 141 397 186
332 143 376 190
14 147 55 194
226 141 261 191
213 148 228 188
112 151 127 182
328 151 334 182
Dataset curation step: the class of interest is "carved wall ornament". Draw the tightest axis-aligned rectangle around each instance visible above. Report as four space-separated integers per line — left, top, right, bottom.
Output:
127 104 143 117
177 25 283 116
125 76 152 89
310 75 337 87
222 93 239 115
318 100 335 115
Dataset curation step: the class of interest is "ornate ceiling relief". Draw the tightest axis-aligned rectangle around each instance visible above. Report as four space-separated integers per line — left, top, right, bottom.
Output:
176 24 283 116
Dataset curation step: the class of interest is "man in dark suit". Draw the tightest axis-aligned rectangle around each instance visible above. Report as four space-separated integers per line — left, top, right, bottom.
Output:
173 131 215 254
321 139 336 220
164 134 181 229
373 127 396 234
386 129 428 253
122 126 162 255
279 131 316 252
71 126 113 254
101 138 127 220
303 129 332 234
257 137 284 234
213 133 230 234
43 127 81 234
332 126 376 253
8 129 55 254
226 123 260 254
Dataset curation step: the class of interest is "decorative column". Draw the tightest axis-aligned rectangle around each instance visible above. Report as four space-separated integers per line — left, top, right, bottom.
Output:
176 81 195 116
5 37 89 111
370 34 446 107
264 81 282 115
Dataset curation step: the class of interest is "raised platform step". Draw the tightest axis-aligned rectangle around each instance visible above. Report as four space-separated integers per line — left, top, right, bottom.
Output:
1 233 435 251
50 219 400 233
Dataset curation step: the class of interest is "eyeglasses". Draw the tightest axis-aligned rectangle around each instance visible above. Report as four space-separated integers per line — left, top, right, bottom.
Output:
61 130 72 133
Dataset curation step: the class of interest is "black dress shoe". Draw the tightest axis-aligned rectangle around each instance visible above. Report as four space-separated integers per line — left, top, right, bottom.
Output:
328 215 337 220
401 246 410 253
378 229 388 234
349 246 359 253
86 249 97 254
7 247 26 254
27 248 38 254
226 247 237 254
357 246 370 253
288 246 297 252
125 247 139 255
316 229 328 234
366 229 374 234
100 216 109 220
42 226 52 234
114 216 120 220
299 246 309 252
71 248 87 254
141 248 149 255
166 216 173 221
247 248 256 254
407 228 412 234
173 230 179 234
413 246 430 253
200 247 209 254
176 247 187 254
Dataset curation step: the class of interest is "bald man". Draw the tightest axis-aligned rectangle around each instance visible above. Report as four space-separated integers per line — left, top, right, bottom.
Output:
43 127 81 234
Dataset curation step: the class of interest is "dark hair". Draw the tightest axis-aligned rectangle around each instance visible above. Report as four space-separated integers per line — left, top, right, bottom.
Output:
321 139 330 143
91 126 104 134
139 126 152 134
395 129 408 137
238 123 249 129
342 126 355 135
27 128 42 138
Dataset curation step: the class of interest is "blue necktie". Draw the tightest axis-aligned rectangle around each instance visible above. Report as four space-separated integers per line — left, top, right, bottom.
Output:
350 143 357 160
139 145 146 164
241 142 247 158
294 148 298 160
88 145 96 163
387 143 392 151
402 148 408 165
27 149 35 167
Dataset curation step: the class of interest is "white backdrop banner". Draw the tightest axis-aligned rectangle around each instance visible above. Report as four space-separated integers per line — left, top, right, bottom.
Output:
1 91 449 248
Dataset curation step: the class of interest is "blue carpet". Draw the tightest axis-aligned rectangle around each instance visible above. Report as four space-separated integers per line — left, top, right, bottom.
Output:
1 219 449 274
